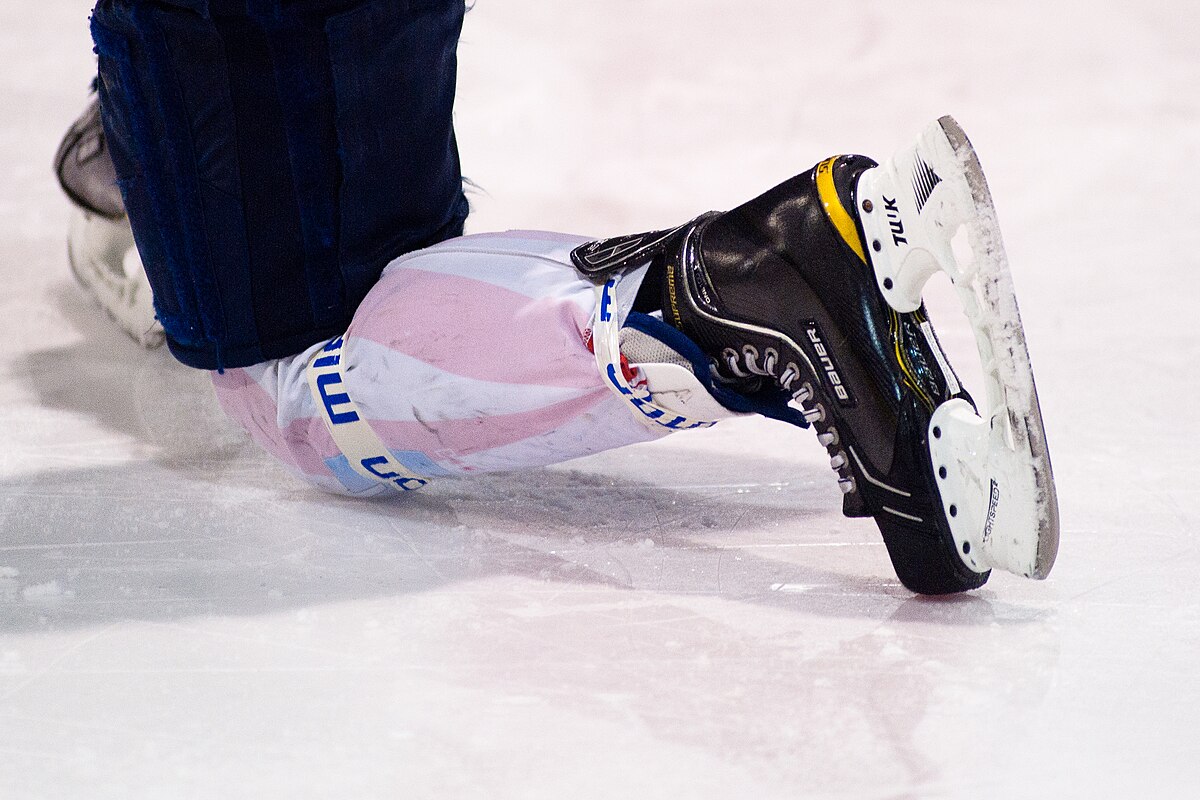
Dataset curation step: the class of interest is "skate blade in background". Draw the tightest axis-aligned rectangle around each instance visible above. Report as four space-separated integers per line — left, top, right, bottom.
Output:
67 206 165 349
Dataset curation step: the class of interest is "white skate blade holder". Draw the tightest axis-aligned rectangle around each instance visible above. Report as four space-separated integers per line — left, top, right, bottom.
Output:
67 206 165 349
856 116 1060 580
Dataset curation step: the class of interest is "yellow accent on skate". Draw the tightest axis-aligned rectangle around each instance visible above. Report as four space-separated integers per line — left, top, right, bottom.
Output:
815 156 867 264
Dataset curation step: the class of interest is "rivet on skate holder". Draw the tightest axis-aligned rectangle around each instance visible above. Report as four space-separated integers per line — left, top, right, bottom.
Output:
856 116 1060 579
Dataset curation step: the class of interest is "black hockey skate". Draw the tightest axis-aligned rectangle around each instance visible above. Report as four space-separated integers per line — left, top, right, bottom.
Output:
572 117 1059 594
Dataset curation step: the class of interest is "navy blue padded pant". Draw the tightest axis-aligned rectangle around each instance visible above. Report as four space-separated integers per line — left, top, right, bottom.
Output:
91 0 470 369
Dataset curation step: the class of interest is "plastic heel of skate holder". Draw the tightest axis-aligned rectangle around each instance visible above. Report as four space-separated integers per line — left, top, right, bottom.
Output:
929 399 1047 578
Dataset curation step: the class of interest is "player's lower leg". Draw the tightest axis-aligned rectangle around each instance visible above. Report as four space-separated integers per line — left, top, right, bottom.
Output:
211 231 732 497
211 116 1058 594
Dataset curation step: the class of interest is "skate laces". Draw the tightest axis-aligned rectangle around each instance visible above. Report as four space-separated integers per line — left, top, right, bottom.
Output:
721 344 823 424
722 342 857 493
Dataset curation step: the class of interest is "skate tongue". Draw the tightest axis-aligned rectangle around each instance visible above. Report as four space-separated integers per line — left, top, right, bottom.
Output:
570 220 698 280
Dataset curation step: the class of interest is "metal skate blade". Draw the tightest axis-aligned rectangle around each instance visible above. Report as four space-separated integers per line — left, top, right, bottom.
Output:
930 116 1060 579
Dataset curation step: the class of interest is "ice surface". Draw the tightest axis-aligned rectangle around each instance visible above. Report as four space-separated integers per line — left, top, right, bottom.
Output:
2 1 1199 797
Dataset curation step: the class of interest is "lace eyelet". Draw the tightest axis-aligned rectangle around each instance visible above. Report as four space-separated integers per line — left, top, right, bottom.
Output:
779 362 800 390
763 348 778 375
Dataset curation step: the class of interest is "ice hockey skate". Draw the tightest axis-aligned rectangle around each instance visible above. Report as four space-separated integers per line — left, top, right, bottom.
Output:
572 116 1059 594
55 97 164 348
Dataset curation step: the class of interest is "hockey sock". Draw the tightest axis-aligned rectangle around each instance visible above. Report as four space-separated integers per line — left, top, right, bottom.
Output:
212 231 724 496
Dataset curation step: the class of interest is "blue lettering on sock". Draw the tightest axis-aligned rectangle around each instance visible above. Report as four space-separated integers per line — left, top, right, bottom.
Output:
600 280 615 323
316 372 359 425
361 456 398 480
312 353 340 369
362 456 427 491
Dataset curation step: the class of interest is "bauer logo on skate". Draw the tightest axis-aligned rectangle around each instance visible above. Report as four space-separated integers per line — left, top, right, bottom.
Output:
805 323 854 404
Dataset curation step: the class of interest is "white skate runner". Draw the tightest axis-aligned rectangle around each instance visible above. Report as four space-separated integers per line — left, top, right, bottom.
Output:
857 116 1060 579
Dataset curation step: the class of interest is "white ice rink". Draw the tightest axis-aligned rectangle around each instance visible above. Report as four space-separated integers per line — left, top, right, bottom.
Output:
2 1 1198 797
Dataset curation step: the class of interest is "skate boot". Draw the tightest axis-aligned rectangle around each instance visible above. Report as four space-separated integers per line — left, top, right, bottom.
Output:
55 96 164 348
572 116 1059 594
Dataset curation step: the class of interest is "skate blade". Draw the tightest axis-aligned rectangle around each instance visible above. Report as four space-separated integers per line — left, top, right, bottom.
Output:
858 117 1060 579
67 207 166 349
924 116 1059 579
